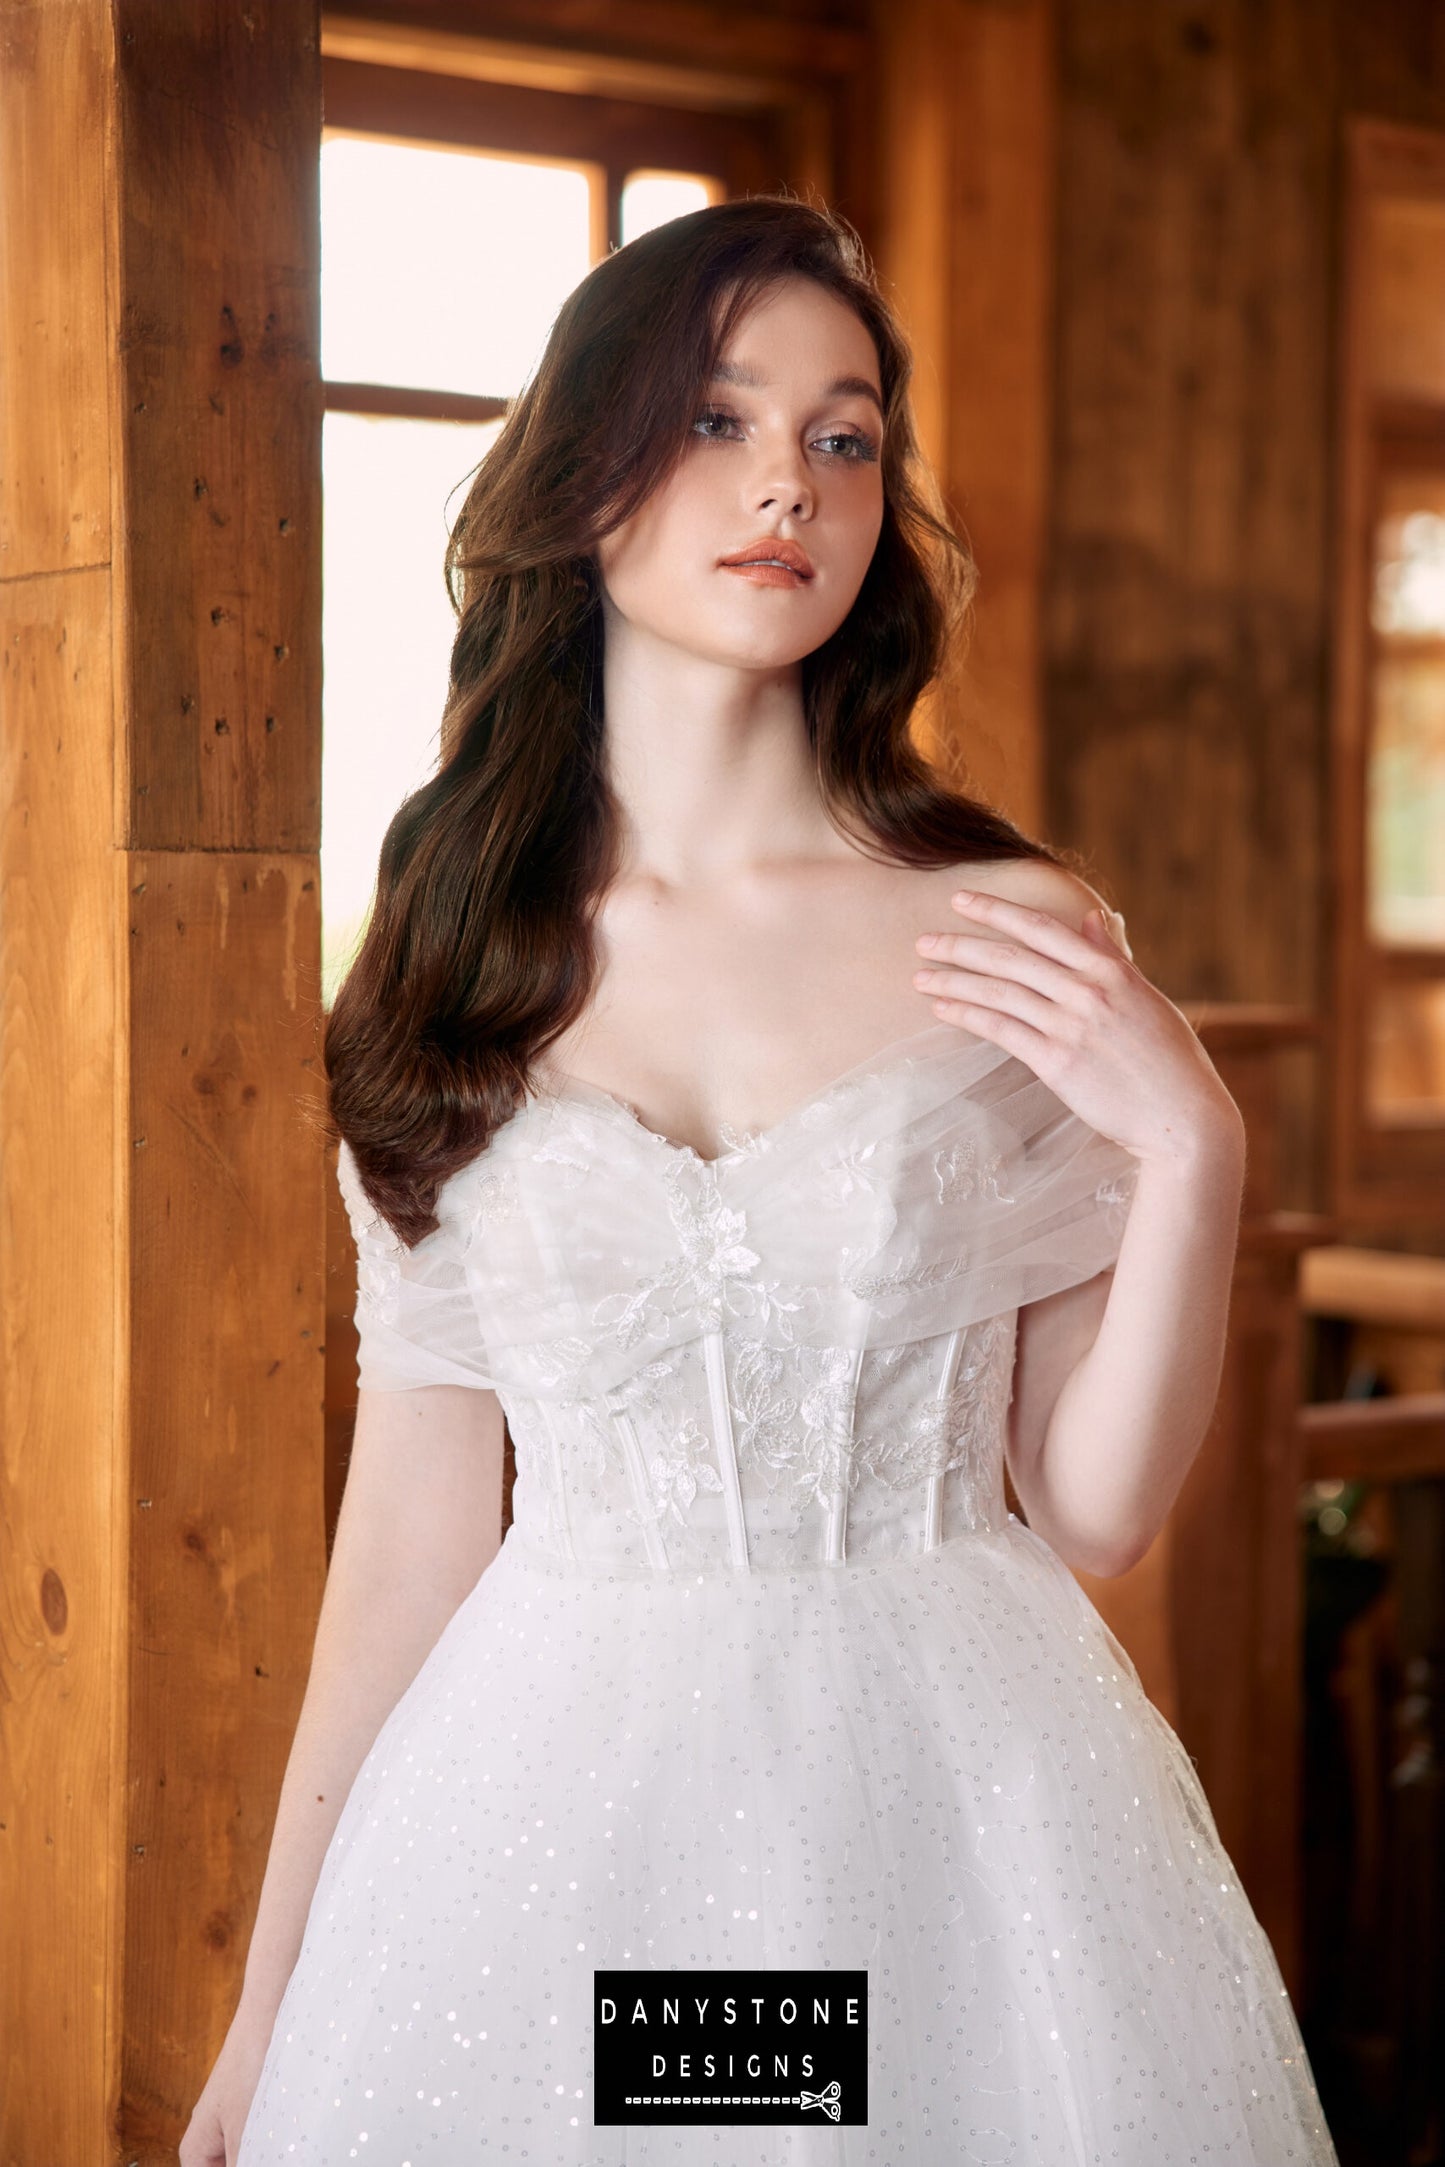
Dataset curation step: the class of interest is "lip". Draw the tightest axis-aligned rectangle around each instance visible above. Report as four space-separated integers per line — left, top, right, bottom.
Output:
718 538 815 579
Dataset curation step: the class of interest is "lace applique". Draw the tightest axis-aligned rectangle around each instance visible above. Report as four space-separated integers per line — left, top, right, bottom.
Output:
521 1334 604 1400
731 1341 801 1490
644 1414 727 1528
586 1150 826 1356
713 1118 768 1160
470 1164 521 1223
856 1315 1015 1495
563 1396 619 1484
813 1137 888 1210
791 1346 869 1512
932 1135 1013 1207
592 1157 762 1348
338 1156 406 1323
845 1251 970 1306
526 1133 592 1188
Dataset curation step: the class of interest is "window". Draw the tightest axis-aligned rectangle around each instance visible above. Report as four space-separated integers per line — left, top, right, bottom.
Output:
1331 121 1445 1217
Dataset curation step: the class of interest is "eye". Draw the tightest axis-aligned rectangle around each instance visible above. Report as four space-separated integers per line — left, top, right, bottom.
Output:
813 430 879 464
691 407 880 463
692 406 743 441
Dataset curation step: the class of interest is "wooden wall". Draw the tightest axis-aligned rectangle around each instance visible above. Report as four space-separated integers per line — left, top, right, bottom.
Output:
1042 0 1445 1211
0 4 325 2160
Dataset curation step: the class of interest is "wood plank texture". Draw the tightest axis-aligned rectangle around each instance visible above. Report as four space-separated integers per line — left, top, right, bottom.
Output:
0 3 326 2158
1046 0 1335 1000
115 3 323 854
871 0 1055 829
0 0 114 577
0 563 120 2166
121 854 327 2155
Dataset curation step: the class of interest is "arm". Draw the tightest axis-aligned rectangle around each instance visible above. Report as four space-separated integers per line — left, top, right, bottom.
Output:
916 865 1246 1582
234 1380 507 2028
1006 1110 1246 1577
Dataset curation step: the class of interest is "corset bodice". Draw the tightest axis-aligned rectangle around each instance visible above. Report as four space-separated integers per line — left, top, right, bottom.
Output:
337 1023 1139 1578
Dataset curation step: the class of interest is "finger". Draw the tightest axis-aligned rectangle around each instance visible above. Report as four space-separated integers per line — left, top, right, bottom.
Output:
947 888 1119 972
926 989 1052 1062
913 964 1059 1036
915 929 1116 1017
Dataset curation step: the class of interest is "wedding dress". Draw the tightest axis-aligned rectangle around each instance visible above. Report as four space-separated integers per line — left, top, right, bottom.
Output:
236 1012 1339 2164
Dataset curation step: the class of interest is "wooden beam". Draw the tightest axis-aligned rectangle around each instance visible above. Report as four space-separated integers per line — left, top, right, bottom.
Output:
324 379 510 422
1301 1243 1445 1329
323 51 777 177
870 0 1057 831
1301 1393 1445 1483
0 1 326 2154
322 0 869 97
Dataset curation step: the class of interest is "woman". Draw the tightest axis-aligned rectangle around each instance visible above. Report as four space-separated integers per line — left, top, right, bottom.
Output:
186 195 1338 2163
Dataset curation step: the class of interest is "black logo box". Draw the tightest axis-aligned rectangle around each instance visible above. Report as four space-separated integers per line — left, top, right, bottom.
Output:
594 1968 868 2127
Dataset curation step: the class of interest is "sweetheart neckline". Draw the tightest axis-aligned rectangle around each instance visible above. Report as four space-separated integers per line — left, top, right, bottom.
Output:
528 1019 996 1168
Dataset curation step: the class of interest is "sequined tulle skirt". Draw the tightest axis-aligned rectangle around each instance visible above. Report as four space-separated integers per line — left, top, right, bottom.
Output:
236 1517 1339 2165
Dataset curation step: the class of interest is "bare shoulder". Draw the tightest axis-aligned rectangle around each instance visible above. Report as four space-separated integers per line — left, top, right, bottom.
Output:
926 857 1126 946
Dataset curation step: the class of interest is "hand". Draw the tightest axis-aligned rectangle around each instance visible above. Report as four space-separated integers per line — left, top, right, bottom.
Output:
911 888 1244 1167
178 2003 276 2167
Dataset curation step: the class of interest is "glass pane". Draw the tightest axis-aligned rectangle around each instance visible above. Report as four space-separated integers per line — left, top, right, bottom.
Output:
320 134 593 396
1372 485 1445 638
320 410 504 1006
1365 976 1445 1122
1367 652 1445 944
620 169 719 244
1367 472 1445 947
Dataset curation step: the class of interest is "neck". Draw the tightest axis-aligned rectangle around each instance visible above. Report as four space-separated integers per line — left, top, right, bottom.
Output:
598 609 843 886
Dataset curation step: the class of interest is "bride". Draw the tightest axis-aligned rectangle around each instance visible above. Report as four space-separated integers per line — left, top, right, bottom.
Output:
183 192 1337 2165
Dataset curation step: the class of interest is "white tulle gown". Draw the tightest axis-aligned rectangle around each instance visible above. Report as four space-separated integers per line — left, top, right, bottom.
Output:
236 1013 1339 2165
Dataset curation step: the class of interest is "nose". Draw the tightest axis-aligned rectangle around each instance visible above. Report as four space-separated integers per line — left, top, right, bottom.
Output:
752 437 814 520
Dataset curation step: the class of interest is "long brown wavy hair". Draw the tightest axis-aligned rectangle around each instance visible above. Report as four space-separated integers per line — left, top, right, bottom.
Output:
323 192 1069 1245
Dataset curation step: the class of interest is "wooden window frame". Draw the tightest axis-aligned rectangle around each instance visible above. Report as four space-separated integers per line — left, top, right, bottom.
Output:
318 3 863 425
1330 117 1445 1226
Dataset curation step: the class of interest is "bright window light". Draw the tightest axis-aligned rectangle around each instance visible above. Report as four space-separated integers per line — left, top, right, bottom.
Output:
320 134 593 396
321 411 505 1006
620 170 718 244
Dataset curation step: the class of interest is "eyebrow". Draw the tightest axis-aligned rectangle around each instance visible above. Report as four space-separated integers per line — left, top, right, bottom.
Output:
709 357 884 418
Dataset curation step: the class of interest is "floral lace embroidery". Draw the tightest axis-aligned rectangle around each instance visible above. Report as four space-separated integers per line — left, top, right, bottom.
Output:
469 1164 522 1223
586 1148 822 1355
731 1340 799 1484
591 1157 762 1348
644 1415 726 1529
855 1314 1015 1496
932 1135 1013 1207
337 1153 406 1324
790 1347 868 1512
845 1252 971 1304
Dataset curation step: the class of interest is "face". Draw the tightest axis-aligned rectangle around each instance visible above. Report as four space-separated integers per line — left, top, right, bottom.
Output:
593 276 886 669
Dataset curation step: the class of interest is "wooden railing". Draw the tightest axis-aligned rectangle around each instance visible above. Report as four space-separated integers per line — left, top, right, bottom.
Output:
1297 1314 1445 2153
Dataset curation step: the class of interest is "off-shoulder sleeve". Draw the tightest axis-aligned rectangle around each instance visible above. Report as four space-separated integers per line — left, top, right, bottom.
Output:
827 1061 1141 1342
335 1140 499 1394
970 1078 1140 1311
